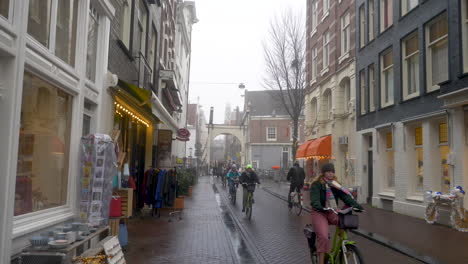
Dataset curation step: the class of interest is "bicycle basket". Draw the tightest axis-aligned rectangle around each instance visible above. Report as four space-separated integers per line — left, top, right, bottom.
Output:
338 214 359 229
246 184 256 192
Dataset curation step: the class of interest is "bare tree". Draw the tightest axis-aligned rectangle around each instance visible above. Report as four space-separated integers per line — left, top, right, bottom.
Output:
263 10 306 161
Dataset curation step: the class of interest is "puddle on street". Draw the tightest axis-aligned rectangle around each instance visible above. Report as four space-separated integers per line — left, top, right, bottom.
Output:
212 184 256 263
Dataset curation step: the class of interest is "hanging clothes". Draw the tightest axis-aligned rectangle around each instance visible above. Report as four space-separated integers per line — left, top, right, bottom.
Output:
154 170 166 209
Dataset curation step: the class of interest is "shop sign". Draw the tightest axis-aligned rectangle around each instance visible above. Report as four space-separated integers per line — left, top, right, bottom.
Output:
176 128 191 141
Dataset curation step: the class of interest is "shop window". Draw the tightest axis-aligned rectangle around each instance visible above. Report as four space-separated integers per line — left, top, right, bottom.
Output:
369 0 375 41
86 7 99 82
385 131 395 189
359 5 366 48
439 122 450 193
28 0 52 48
414 127 423 193
15 72 72 216
380 48 394 107
82 100 95 137
267 127 277 141
369 64 375 112
402 32 420 100
55 0 79 65
360 70 367 115
401 0 418 16
426 12 448 92
380 0 393 32
120 0 132 49
0 0 9 19
462 0 468 73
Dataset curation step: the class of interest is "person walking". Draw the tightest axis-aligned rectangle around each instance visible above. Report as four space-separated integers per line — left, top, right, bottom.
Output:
287 161 305 208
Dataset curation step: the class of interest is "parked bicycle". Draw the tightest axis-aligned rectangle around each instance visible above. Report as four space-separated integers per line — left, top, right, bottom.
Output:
228 178 239 205
289 190 303 216
304 207 364 264
243 183 257 220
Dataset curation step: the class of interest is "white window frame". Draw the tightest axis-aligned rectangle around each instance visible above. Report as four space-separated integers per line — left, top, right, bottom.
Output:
380 48 394 107
266 127 277 141
310 97 318 123
323 0 330 19
322 31 330 71
369 0 375 41
359 5 366 48
0 0 12 21
311 47 318 82
86 6 100 83
120 0 132 49
323 89 332 120
342 80 351 113
401 0 418 17
369 64 375 112
341 12 350 56
380 0 393 32
461 0 468 73
384 130 395 190
402 32 420 100
410 125 424 195
311 0 318 36
425 13 449 92
360 70 367 115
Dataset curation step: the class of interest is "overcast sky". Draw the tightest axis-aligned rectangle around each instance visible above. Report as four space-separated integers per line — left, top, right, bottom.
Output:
188 0 306 124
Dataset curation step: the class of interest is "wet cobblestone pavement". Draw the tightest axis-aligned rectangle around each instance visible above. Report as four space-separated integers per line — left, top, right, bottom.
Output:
125 176 423 263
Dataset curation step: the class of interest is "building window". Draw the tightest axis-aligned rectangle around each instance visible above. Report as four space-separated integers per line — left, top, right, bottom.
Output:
138 0 148 55
312 47 318 80
369 64 375 112
267 127 277 141
369 0 375 41
380 0 393 32
359 5 366 48
438 122 450 193
27 0 52 48
402 32 420 100
120 0 132 49
310 97 318 122
86 7 99 82
385 131 395 189
149 27 158 81
323 31 330 69
340 78 351 113
414 126 423 194
15 72 72 216
311 0 318 33
380 48 394 107
323 89 332 120
401 0 418 16
461 0 468 73
323 0 330 17
341 12 350 55
0 0 9 19
360 70 367 115
82 100 95 137
426 12 448 92
55 0 79 66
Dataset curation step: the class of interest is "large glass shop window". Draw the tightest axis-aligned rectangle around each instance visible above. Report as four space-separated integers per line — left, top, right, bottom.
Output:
15 72 72 216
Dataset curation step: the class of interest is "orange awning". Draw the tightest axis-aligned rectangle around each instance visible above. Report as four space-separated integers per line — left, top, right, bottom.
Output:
296 140 314 158
305 135 332 157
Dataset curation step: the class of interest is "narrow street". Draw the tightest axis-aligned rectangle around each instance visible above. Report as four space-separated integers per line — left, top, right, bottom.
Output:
126 176 422 264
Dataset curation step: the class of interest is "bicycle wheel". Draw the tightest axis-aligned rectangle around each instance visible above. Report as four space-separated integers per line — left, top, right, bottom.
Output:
231 189 236 205
310 251 318 264
246 194 253 220
293 193 302 216
340 244 364 264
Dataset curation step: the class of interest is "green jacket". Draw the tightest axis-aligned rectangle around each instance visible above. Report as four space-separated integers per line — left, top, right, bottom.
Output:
309 181 363 211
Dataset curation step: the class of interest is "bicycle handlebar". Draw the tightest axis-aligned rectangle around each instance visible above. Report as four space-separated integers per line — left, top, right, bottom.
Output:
323 207 364 214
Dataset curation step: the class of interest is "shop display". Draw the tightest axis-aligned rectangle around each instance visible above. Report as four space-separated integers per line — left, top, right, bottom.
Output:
425 186 468 232
80 134 117 227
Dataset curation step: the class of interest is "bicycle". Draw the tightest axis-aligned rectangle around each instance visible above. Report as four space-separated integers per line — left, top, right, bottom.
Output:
289 188 303 216
304 207 364 264
243 183 257 220
228 178 239 205
221 175 227 188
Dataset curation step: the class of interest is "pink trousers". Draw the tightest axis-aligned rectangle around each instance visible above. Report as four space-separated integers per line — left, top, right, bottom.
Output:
310 210 339 253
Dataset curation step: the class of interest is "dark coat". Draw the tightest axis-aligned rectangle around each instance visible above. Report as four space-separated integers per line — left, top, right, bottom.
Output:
287 165 305 186
239 170 260 185
309 180 363 211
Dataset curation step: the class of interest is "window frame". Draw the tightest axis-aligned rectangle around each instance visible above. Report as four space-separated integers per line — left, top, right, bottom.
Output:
310 97 318 123
380 0 393 33
369 64 376 112
425 12 449 92
323 0 330 19
359 4 366 48
411 125 424 194
311 0 318 35
120 0 132 50
266 127 277 141
369 0 375 41
402 31 420 100
0 0 11 21
341 12 350 56
323 89 332 120
382 129 395 190
380 48 394 107
311 47 318 81
323 31 330 70
401 0 418 17
360 70 367 115
86 6 100 83
462 0 468 73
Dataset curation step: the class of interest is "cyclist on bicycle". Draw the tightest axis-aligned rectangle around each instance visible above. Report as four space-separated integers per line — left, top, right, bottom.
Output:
287 160 305 208
227 164 240 193
310 163 363 264
239 164 260 212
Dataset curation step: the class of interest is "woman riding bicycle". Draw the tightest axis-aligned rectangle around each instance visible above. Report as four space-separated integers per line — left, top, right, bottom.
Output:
226 165 240 192
310 163 363 264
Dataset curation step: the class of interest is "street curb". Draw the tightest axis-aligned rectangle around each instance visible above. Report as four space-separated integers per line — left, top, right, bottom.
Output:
213 182 269 264
261 186 444 264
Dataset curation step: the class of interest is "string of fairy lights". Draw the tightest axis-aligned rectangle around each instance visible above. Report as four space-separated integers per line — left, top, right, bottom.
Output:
114 102 150 128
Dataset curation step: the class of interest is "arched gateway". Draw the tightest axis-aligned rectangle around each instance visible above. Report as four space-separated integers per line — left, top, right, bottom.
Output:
206 124 248 168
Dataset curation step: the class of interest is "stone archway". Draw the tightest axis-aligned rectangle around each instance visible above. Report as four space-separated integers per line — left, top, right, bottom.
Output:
206 124 247 168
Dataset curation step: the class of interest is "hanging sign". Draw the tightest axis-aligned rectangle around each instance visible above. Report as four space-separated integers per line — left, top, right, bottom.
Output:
176 128 191 141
